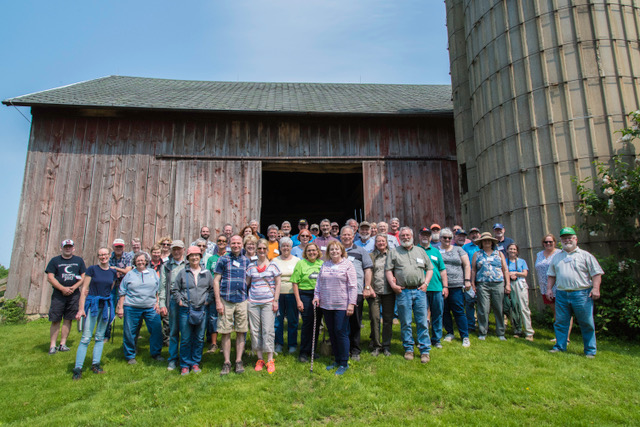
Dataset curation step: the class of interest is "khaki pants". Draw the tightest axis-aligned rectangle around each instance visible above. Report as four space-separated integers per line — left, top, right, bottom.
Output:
248 302 276 353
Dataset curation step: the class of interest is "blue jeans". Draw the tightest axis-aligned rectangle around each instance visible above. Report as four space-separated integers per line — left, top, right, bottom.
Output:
427 291 443 345
122 306 163 360
275 294 299 349
104 284 120 340
323 309 350 367
396 288 431 354
178 306 207 368
168 299 180 363
75 304 109 369
298 290 321 357
443 287 469 339
553 289 596 355
206 303 218 335
464 290 477 332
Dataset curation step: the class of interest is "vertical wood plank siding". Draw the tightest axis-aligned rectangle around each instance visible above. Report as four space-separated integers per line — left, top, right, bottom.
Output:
6 113 457 313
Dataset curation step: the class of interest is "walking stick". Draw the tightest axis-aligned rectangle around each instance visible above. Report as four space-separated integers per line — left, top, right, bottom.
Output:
310 303 318 374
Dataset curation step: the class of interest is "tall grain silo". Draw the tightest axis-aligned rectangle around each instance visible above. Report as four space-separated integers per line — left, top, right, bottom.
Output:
445 0 640 261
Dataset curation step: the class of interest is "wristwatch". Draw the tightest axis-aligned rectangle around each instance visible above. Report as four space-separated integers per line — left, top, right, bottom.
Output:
365 286 371 290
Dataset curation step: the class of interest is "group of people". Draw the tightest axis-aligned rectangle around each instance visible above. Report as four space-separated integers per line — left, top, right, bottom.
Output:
43 217 603 380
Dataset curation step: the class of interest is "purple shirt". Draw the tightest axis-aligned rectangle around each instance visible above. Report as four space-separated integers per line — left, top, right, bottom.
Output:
314 258 358 310
313 235 339 255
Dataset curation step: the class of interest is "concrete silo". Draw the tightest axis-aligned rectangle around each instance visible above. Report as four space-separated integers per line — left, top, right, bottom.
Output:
446 0 640 259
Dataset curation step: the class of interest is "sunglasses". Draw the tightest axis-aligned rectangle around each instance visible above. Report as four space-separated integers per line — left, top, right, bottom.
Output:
441 236 452 240
543 241 554 244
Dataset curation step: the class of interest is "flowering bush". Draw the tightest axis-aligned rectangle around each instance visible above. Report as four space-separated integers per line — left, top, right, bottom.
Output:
573 111 640 338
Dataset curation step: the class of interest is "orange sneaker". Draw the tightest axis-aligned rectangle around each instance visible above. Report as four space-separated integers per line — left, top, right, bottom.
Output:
255 359 265 372
267 359 275 374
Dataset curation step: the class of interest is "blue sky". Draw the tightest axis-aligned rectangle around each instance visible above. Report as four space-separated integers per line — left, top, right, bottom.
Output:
0 0 451 267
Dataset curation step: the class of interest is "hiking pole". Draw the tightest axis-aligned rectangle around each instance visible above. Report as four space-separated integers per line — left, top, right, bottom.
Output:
310 302 318 374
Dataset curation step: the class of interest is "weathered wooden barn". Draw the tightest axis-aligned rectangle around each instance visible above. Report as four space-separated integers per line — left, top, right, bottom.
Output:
3 76 460 314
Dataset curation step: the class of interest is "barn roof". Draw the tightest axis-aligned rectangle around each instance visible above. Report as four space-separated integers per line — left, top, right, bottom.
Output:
3 75 452 116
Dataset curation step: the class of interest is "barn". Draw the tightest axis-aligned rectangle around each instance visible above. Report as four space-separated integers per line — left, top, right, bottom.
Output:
2 76 461 314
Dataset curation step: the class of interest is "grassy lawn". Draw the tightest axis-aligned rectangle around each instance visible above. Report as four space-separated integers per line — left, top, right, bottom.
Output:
1 315 639 426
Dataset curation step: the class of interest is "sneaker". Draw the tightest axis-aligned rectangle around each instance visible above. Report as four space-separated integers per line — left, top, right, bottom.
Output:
434 343 443 349
525 335 534 342
404 352 414 361
350 353 360 362
371 349 381 357
478 335 486 340
549 348 561 353
220 362 231 376
274 344 283 354
167 361 177 371
192 365 201 373
152 355 165 361
255 359 266 372
383 349 392 357
326 363 337 371
288 346 296 354
91 364 104 374
181 367 190 376
58 344 71 352
299 354 309 363
420 353 430 364
127 359 137 365
235 361 245 374
443 334 454 342
585 354 595 359
207 343 218 353
462 337 471 347
335 365 349 376
267 360 275 374
72 368 82 380
48 346 57 355
499 336 507 341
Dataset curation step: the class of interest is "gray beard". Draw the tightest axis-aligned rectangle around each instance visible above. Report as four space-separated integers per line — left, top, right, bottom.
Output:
401 239 414 248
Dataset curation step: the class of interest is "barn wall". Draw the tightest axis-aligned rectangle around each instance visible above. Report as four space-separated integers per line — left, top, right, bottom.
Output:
7 111 457 314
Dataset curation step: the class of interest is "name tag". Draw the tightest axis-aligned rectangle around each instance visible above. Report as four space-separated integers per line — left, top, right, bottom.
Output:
348 256 355 262
250 256 258 261
417 258 424 265
321 246 327 252
563 257 573 263
330 265 340 270
430 255 438 262
497 245 504 251
439 249 445 254
232 261 240 268
309 273 318 279
274 249 280 254
487 256 495 262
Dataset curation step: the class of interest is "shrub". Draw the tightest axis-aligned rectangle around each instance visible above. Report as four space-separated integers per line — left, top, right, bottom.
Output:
595 256 640 339
0 294 27 325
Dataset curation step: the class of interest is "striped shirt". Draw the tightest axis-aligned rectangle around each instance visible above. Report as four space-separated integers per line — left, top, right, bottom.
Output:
314 258 358 310
214 252 250 303
246 262 281 304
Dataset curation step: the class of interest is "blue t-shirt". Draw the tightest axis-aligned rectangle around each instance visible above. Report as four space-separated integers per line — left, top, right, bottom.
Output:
507 258 528 273
86 265 118 298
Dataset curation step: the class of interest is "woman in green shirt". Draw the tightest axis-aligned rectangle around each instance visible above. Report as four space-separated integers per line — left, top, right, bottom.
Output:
292 242 324 362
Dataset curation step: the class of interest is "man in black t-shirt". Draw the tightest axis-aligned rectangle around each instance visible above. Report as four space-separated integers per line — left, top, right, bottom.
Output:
45 239 86 355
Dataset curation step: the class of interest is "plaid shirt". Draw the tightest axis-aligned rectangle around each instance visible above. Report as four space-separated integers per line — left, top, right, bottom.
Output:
109 251 133 283
214 252 250 303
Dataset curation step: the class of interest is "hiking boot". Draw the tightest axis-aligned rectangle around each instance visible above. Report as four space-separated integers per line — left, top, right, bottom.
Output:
421 353 430 364
127 359 137 365
220 362 231 376
91 364 104 374
58 344 70 352
255 359 266 372
192 365 201 373
404 352 414 361
72 368 82 380
235 361 245 374
298 354 309 363
48 346 57 355
350 353 360 362
335 365 349 376
180 367 189 376
167 360 177 371
267 360 275 374
207 343 218 353
383 349 392 357
371 348 381 357
462 338 471 348
151 355 165 361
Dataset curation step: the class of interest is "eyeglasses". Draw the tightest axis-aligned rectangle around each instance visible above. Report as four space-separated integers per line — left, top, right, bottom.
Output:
217 240 227 243
441 236 452 240
162 243 171 246
197 245 207 248
543 241 554 244
257 247 267 251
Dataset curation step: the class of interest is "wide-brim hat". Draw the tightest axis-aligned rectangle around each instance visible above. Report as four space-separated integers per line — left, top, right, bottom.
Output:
475 232 498 244
186 246 202 258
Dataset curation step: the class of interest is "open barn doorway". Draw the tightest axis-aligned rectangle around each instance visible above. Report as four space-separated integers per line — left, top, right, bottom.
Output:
260 163 364 232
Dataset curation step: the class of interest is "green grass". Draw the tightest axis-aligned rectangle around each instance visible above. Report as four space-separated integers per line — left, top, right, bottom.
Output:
1 316 639 426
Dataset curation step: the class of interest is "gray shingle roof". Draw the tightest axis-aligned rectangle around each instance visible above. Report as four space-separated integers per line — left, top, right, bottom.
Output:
3 76 452 116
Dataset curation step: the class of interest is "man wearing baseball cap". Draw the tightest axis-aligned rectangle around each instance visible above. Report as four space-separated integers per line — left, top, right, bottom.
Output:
547 227 603 358
492 223 515 256
291 219 315 246
430 224 442 248
45 239 86 355
159 240 186 370
106 238 133 340
462 227 482 332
